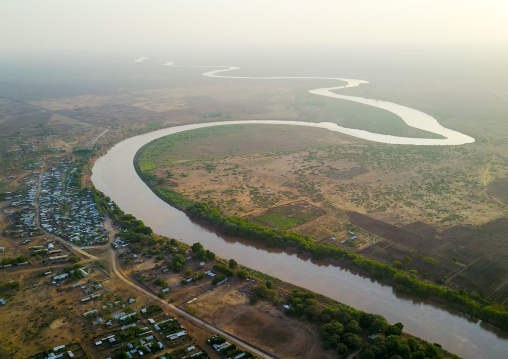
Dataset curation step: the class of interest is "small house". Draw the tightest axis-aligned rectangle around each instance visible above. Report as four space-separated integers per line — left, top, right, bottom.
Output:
53 345 65 352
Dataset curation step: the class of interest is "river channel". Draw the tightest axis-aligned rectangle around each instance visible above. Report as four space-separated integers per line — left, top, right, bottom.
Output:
92 121 507 359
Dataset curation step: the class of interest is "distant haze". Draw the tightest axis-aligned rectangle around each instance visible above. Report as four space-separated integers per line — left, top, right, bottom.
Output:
1 0 508 108
2 0 508 56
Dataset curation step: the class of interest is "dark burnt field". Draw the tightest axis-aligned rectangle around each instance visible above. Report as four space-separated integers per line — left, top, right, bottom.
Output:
351 211 508 304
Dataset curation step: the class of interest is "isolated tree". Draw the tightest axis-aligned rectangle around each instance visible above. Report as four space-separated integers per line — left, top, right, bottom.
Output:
192 242 204 253
228 259 237 269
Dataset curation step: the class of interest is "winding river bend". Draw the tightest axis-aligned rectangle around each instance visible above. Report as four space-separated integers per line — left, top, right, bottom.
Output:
93 121 505 359
92 64 500 357
163 64 475 145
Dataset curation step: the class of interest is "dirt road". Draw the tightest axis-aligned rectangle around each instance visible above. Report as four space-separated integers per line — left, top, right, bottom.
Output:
106 247 279 359
59 218 279 358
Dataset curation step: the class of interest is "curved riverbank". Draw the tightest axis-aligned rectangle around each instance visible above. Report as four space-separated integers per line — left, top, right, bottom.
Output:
92 122 507 359
165 64 475 146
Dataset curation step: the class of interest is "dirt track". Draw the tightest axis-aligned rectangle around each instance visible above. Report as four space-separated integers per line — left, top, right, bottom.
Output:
103 245 280 359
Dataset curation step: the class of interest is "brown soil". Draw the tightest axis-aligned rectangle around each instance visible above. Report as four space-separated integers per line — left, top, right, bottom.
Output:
188 281 334 359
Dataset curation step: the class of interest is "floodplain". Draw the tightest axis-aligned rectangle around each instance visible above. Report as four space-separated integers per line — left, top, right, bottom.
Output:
1 53 508 358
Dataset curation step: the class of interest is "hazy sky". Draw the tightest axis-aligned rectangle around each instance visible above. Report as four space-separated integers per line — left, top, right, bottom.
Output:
2 0 507 54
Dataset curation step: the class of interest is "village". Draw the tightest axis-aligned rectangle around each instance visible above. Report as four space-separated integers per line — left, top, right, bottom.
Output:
1 232 265 359
2 155 107 248
3 173 42 238
0 157 269 359
37 159 107 246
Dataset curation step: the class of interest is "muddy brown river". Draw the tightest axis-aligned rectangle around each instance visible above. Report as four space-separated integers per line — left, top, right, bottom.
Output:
92 122 507 359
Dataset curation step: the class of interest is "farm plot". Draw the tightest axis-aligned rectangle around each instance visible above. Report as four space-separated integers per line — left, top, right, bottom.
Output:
250 200 326 230
447 251 508 304
356 212 508 303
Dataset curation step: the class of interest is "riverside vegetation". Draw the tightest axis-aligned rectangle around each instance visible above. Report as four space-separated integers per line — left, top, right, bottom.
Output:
90 188 458 359
134 129 508 332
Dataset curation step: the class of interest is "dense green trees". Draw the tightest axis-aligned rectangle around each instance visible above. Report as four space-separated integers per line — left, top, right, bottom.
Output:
191 242 206 260
191 242 215 261
142 304 163 317
63 263 84 274
90 187 123 219
130 243 143 254
237 269 249 280
385 323 404 336
155 278 168 288
118 214 153 235
285 289 451 359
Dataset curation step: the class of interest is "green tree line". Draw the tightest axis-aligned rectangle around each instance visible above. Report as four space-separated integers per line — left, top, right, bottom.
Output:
286 289 453 359
146 185 508 331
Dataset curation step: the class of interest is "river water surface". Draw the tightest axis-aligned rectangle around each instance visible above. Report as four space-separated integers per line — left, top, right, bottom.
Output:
92 121 507 359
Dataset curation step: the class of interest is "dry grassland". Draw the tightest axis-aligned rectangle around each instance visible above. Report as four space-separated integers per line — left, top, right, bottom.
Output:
143 125 507 232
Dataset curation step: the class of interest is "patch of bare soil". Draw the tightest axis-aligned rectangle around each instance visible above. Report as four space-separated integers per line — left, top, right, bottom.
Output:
49 318 68 330
189 283 334 358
